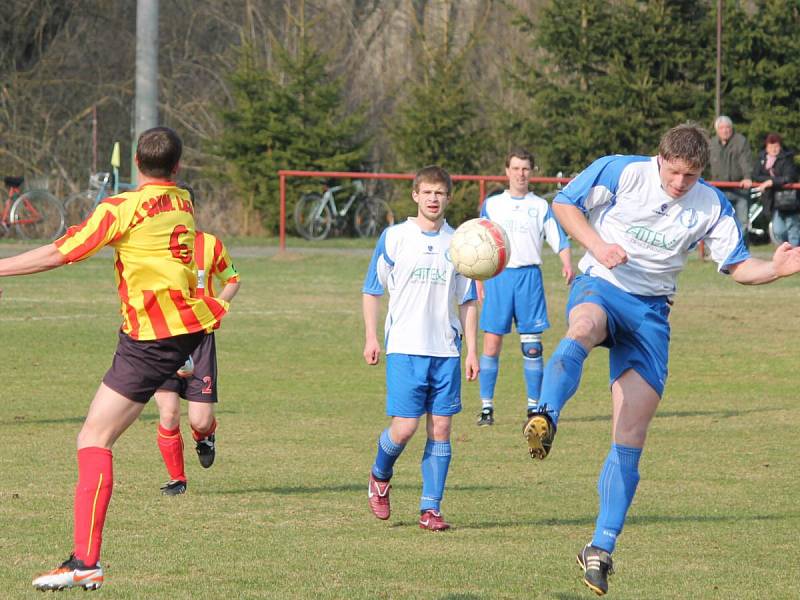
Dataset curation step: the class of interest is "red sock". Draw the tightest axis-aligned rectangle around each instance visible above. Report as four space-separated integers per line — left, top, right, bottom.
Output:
73 447 113 567
191 418 217 442
157 424 186 482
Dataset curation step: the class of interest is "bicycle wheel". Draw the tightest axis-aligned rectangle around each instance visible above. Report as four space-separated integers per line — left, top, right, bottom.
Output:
294 193 332 240
11 189 65 240
353 197 394 238
64 189 96 227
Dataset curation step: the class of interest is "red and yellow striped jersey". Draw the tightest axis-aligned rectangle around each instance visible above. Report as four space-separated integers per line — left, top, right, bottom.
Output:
194 231 239 298
55 182 228 340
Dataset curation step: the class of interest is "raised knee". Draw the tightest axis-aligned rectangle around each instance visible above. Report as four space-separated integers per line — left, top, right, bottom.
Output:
520 333 543 359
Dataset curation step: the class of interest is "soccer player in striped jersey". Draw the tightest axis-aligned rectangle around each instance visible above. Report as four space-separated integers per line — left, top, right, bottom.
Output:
0 127 227 591
154 226 240 495
476 148 573 427
363 165 479 531
522 123 800 595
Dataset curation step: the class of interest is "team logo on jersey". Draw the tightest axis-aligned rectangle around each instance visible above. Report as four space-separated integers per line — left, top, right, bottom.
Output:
528 207 539 218
444 248 452 263
625 225 680 251
679 207 698 228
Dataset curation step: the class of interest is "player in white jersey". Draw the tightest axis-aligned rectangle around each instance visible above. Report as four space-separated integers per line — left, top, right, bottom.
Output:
476 148 574 426
362 165 479 531
521 123 800 596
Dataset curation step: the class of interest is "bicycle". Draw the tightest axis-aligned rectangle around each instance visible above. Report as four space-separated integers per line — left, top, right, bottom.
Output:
746 187 778 245
293 179 394 241
1 176 65 240
64 143 134 227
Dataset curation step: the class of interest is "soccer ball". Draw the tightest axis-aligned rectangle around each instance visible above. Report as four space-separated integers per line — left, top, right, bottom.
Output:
176 356 194 378
449 218 510 280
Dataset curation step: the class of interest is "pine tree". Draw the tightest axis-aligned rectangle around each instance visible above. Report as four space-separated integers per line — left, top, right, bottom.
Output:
216 27 366 233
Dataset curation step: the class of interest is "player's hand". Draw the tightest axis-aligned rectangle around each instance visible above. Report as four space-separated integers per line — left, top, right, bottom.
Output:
772 242 800 277
464 352 479 381
592 242 628 269
562 264 575 285
363 339 381 365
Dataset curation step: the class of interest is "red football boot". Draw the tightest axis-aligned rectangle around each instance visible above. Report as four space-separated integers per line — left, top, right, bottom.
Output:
368 473 391 520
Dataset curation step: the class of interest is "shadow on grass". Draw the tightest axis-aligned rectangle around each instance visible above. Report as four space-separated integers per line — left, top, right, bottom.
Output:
566 406 779 424
1 409 235 426
207 482 502 496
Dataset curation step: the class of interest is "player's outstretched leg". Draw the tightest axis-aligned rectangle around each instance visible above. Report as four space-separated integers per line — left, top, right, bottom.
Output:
192 418 217 469
477 354 499 426
418 439 451 531
368 429 405 520
523 338 588 459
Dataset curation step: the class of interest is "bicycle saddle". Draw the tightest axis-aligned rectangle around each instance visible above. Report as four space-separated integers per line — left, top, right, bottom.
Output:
4 176 24 188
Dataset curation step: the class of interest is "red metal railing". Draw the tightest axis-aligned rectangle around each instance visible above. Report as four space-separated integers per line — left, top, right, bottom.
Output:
277 169 800 251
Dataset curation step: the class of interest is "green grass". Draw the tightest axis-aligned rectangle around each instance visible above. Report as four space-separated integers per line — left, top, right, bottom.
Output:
0 242 798 599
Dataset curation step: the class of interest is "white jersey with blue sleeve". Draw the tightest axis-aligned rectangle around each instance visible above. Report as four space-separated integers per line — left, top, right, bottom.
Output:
480 191 569 268
554 155 749 297
362 218 477 357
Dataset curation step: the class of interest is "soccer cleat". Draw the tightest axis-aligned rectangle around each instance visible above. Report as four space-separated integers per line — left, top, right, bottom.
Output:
368 473 391 520
418 509 450 531
577 544 614 596
195 433 216 468
476 407 494 426
522 409 557 460
32 554 104 591
160 479 187 496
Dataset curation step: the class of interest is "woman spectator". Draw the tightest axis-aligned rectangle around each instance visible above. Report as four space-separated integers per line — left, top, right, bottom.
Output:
753 133 799 245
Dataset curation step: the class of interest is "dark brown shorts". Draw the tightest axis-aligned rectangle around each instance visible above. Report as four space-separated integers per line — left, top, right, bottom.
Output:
158 333 218 403
102 330 206 403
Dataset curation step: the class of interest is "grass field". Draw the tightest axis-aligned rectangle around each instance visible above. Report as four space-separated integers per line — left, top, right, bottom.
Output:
0 240 798 599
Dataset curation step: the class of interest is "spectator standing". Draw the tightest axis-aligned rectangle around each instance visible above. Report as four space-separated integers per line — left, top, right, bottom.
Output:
752 133 799 246
709 116 753 243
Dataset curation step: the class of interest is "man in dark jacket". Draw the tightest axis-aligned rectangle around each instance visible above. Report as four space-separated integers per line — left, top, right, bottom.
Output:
709 116 753 243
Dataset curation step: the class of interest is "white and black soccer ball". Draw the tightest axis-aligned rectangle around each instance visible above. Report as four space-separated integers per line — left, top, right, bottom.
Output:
449 218 510 281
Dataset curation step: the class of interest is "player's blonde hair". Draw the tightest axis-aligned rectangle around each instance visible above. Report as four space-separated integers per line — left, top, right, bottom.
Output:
413 165 452 195
658 123 710 170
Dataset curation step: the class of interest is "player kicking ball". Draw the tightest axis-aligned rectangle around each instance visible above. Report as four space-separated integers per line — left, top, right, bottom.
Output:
154 227 240 495
522 123 800 595
362 165 478 531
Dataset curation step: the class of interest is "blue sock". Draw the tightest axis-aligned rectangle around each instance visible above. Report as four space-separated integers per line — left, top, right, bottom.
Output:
539 338 588 425
371 429 405 481
591 444 642 553
523 355 543 410
478 354 499 405
420 439 451 512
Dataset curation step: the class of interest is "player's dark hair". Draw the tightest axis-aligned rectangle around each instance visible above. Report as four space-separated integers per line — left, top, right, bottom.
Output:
505 148 534 169
658 123 710 170
413 165 452 195
135 127 182 178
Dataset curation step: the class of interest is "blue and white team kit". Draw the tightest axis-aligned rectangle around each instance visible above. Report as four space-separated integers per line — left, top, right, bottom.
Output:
555 154 749 394
362 219 477 417
479 190 570 334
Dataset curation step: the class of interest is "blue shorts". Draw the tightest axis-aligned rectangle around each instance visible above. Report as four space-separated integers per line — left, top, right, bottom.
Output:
480 266 549 334
385 354 462 418
566 275 670 396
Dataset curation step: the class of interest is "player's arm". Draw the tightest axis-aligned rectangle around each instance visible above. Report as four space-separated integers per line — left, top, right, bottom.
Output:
362 293 382 365
459 299 479 381
552 203 627 269
728 243 800 284
218 281 240 303
0 243 66 277
558 247 575 284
